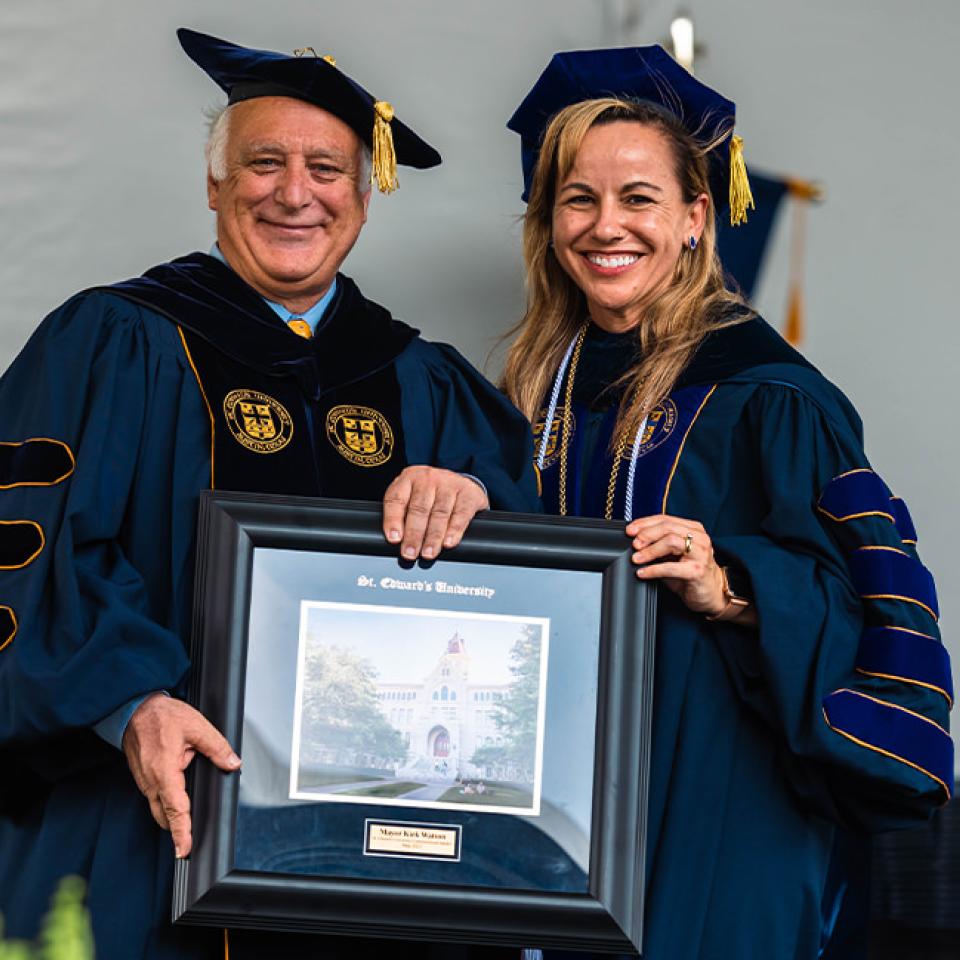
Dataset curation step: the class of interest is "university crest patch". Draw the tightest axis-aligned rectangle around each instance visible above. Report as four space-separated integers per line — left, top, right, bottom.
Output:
637 399 677 456
223 389 294 454
326 405 395 467
533 405 575 468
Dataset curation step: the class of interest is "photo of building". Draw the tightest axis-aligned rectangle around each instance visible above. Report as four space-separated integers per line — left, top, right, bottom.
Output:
376 631 516 782
289 601 549 814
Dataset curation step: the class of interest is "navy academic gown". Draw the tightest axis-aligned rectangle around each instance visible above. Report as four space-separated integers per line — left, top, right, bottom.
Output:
0 253 538 959
536 319 952 960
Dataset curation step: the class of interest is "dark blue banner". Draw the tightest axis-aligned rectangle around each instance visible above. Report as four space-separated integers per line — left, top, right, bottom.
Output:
717 170 789 299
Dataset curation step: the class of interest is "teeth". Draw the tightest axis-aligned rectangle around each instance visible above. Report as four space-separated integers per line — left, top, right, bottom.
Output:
587 254 639 268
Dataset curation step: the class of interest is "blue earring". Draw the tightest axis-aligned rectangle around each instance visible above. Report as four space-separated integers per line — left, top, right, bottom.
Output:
689 235 698 250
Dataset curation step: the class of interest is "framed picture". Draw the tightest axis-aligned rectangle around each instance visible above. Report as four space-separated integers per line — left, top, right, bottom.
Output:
173 492 656 954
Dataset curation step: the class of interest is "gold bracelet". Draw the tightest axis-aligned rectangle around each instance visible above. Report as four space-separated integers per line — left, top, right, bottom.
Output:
705 566 751 622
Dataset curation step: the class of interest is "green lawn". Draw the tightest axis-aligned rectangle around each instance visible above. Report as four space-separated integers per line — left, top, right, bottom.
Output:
298 768 385 788
436 783 532 807
348 781 427 798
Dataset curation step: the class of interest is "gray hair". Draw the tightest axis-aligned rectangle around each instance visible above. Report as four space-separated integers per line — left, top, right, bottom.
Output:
204 103 373 192
204 104 232 182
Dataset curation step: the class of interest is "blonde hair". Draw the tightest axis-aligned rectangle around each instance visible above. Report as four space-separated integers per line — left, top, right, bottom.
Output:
502 98 750 447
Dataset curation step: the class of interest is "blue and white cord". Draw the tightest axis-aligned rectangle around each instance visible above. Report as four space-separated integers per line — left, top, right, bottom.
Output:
536 330 581 472
537 327 648 521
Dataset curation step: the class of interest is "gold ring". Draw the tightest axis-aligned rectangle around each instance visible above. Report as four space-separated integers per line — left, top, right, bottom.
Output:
683 533 694 556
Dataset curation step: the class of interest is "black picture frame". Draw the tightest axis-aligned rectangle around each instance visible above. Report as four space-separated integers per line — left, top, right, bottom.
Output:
173 491 656 954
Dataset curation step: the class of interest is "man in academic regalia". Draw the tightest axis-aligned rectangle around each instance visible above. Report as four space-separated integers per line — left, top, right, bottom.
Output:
0 29 536 960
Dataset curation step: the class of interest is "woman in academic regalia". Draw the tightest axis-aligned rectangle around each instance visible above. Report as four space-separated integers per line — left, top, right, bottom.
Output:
502 47 952 960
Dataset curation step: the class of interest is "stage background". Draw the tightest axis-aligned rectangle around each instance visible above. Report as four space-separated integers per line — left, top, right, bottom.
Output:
1 0 955 773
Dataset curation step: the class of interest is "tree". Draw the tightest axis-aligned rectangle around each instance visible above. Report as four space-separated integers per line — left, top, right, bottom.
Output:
469 744 509 770
472 624 542 781
299 641 406 768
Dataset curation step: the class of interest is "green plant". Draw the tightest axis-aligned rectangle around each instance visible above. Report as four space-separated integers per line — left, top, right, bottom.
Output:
0 877 93 960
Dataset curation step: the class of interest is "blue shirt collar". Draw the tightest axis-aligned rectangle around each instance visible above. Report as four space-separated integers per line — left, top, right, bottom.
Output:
208 244 337 335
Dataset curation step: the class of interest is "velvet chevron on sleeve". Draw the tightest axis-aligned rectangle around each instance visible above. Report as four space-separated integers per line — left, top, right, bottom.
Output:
816 469 950 808
0 293 202 754
710 377 950 829
0 291 217 960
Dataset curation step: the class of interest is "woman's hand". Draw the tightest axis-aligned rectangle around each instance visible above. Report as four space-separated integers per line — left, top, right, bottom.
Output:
626 513 727 616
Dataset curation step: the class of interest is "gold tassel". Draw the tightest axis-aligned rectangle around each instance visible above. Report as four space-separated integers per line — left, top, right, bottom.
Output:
372 100 399 194
728 134 755 226
784 283 804 346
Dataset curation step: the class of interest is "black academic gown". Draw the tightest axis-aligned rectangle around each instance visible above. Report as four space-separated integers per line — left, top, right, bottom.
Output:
535 318 952 960
0 253 537 960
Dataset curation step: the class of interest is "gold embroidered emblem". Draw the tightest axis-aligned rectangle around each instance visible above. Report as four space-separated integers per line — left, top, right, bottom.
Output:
637 399 678 456
223 389 294 454
533 405 575 468
326 405 394 467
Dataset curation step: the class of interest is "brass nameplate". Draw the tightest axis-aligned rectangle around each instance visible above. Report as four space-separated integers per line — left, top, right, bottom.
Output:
363 819 462 861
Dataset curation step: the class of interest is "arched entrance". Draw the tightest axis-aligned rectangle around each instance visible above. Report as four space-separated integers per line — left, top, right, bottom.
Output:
427 725 450 757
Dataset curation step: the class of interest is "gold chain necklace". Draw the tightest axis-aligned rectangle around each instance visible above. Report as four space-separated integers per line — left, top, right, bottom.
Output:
557 325 586 516
555 324 633 520
603 430 632 521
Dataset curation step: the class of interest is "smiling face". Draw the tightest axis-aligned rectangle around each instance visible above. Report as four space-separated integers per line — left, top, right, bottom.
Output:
208 97 371 314
551 121 707 333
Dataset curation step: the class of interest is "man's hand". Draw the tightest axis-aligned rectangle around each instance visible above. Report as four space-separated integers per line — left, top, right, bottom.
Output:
122 693 241 859
382 466 489 561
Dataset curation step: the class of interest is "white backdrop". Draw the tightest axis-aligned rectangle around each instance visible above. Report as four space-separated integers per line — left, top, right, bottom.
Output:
1 0 957 765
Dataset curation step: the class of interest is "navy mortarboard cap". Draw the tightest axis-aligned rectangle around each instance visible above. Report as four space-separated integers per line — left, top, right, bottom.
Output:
177 28 441 194
507 46 754 225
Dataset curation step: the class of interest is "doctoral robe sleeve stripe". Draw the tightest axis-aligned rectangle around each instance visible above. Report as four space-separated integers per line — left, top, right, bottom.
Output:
817 468 895 524
0 439 75 489
0 520 45 569
855 626 954 707
889 497 918 545
0 605 16 652
849 546 939 621
823 688 953 800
